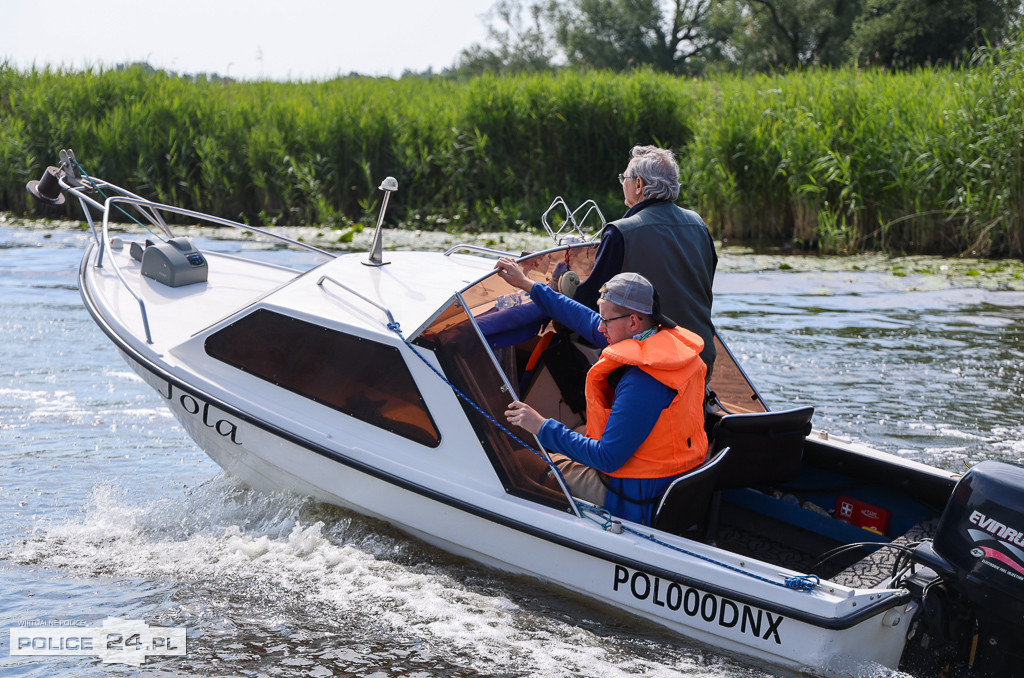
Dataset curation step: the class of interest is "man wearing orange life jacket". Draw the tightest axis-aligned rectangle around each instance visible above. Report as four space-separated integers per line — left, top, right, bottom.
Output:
496 260 708 525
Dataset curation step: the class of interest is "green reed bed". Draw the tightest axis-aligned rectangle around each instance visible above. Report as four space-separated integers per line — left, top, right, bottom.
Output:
2 40 1021 255
684 68 964 252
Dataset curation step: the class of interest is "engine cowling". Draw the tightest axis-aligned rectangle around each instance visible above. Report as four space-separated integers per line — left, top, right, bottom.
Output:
909 460 1024 676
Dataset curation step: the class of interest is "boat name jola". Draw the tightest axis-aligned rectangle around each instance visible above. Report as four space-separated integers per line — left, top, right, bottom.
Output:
158 380 243 445
613 565 783 644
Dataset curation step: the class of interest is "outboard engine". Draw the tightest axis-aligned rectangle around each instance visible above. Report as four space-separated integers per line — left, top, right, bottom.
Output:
904 460 1024 677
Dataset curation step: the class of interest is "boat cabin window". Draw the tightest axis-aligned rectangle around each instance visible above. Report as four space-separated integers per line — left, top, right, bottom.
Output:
205 309 441 447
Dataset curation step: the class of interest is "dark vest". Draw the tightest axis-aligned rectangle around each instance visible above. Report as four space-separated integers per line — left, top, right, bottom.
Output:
611 201 717 374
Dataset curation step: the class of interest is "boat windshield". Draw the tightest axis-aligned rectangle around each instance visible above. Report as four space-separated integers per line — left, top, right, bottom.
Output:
414 242 766 506
413 244 596 507
709 335 768 414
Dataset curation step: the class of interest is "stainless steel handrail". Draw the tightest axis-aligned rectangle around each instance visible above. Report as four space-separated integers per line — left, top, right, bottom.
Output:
99 195 155 344
540 196 605 244
97 182 173 240
540 196 573 239
317 274 398 328
69 175 336 346
64 181 172 264
570 200 605 241
94 195 336 259
442 244 518 258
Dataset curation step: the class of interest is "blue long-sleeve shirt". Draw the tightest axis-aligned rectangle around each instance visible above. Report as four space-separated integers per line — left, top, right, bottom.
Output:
527 283 677 525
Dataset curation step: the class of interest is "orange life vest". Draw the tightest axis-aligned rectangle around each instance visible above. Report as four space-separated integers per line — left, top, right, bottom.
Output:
585 327 707 479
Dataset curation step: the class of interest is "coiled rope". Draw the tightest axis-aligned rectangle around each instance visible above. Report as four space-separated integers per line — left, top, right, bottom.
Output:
387 320 819 593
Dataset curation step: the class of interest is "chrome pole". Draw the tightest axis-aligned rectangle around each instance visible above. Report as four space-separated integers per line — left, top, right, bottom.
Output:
364 177 398 267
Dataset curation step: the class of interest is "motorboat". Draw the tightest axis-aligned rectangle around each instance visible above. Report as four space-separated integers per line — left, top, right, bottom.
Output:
29 150 1024 677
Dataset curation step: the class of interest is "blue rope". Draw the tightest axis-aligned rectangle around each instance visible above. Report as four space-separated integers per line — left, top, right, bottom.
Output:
577 503 819 592
386 321 819 594
386 321 572 492
71 159 166 240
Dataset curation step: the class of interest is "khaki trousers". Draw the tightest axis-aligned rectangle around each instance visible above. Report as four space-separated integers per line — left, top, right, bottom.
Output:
548 452 607 506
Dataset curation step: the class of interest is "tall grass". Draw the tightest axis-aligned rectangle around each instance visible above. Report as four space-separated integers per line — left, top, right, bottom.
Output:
681 68 966 252
2 42 1021 255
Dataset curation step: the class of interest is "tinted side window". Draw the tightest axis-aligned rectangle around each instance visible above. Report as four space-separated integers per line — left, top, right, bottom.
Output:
206 309 440 447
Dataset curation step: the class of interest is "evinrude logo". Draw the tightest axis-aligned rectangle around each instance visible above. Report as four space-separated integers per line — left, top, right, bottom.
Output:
967 510 1024 579
969 510 1024 547
613 565 784 644
158 381 242 445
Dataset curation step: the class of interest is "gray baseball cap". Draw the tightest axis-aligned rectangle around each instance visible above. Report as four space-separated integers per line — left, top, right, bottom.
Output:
599 272 678 328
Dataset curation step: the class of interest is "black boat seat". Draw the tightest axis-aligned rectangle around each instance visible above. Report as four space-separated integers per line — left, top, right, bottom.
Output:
653 446 732 539
705 406 814 542
711 406 815 490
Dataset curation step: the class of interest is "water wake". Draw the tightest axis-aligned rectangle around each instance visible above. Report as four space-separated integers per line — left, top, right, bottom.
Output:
8 476 744 677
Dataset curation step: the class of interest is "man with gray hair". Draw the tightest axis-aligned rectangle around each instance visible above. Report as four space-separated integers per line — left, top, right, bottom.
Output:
574 145 717 378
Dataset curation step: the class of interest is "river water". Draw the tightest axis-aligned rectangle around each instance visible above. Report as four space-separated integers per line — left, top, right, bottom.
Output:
1 224 1022 677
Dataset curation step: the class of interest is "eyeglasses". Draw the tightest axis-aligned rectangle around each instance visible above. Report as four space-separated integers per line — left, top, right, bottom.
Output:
599 313 632 326
617 173 637 184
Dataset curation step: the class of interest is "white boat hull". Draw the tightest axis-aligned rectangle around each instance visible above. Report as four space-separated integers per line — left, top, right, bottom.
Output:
116 345 910 677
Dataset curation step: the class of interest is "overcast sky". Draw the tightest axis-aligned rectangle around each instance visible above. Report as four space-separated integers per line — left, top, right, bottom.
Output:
1 0 496 80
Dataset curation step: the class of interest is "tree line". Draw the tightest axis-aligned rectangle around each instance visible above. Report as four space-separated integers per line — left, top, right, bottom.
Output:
449 0 1022 76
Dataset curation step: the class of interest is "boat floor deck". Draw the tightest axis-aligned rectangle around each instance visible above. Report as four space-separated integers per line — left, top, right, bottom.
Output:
716 503 938 589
